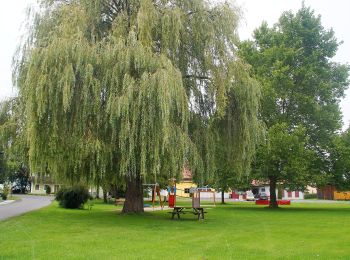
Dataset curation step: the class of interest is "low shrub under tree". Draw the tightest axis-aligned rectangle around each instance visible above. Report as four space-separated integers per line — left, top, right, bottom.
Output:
55 185 91 209
1 186 10 200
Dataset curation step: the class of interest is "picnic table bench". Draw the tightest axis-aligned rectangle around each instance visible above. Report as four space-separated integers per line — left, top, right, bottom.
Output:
169 206 207 220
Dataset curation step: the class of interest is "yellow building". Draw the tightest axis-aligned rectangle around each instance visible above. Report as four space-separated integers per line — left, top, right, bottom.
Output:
176 167 197 198
334 191 350 200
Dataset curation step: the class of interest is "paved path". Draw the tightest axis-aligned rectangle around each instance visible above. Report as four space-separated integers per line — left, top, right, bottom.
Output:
0 195 53 221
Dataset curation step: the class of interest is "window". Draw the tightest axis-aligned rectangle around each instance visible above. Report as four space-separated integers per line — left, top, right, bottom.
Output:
295 191 299 198
288 191 292 198
261 187 265 192
35 184 40 190
184 188 190 193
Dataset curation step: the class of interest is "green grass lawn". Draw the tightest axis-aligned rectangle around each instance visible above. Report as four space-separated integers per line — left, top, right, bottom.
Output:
1 201 350 259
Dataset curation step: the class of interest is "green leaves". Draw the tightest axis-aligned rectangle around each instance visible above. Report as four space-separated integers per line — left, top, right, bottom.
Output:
240 5 349 188
14 0 261 191
254 123 313 190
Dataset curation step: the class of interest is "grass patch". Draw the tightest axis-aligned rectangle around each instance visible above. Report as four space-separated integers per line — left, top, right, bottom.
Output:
0 201 350 259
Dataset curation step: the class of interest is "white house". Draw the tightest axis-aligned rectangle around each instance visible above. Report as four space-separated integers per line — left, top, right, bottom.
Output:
30 173 102 197
251 182 304 200
30 173 61 194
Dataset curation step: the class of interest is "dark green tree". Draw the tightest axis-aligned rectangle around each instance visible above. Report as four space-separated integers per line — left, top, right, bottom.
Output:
8 165 30 193
0 151 5 184
240 5 349 207
0 100 12 184
0 98 30 192
331 128 350 190
253 123 313 205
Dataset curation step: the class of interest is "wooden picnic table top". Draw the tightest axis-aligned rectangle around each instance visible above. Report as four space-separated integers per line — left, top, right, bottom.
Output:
173 206 203 209
170 206 206 220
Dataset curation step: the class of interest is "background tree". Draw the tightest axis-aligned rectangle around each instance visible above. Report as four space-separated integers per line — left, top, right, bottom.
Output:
211 75 261 204
240 5 349 207
253 123 313 205
0 100 11 184
0 98 30 192
331 128 350 190
16 0 260 213
0 151 5 184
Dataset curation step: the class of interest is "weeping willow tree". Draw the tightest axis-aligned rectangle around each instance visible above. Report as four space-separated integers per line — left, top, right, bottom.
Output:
15 0 261 213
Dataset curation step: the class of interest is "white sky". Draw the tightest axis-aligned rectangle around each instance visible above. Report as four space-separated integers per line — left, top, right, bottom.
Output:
0 0 349 129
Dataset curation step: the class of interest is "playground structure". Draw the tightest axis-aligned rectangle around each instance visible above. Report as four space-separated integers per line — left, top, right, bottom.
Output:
167 178 216 208
143 178 216 210
143 183 164 210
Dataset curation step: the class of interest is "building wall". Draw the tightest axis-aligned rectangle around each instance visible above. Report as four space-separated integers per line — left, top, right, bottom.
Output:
317 186 350 200
333 191 350 200
176 181 197 198
30 183 60 195
88 186 103 198
317 185 336 200
281 190 304 200
252 185 304 200
306 186 317 194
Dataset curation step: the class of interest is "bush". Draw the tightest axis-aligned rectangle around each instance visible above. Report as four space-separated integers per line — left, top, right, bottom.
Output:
1 193 7 201
304 193 318 199
1 186 10 200
55 185 91 209
45 185 51 195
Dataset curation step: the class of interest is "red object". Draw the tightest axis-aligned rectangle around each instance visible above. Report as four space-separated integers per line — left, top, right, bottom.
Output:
295 191 299 198
278 200 291 205
168 195 175 208
231 192 239 199
255 200 291 205
255 200 269 205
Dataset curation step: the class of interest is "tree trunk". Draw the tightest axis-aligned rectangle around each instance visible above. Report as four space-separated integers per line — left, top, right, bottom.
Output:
111 184 118 199
96 183 100 199
103 188 108 203
221 189 225 204
269 177 278 208
122 174 144 213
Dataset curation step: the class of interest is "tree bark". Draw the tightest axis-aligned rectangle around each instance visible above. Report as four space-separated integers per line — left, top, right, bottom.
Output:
96 183 100 199
269 177 278 208
111 184 118 199
122 174 144 213
103 188 108 203
221 189 225 204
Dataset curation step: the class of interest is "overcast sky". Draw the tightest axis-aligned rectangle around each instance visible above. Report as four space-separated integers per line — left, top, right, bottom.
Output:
0 0 349 129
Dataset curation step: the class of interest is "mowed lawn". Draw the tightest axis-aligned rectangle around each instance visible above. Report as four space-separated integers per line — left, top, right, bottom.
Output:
1 201 350 259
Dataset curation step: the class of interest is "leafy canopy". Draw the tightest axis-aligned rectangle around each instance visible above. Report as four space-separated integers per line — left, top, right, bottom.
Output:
15 0 260 187
240 5 349 188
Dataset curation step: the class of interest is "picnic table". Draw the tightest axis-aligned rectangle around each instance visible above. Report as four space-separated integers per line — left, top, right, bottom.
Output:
170 206 207 220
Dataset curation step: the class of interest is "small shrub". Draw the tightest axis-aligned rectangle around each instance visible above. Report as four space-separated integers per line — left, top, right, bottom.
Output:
45 185 51 195
55 185 91 209
1 186 10 200
304 193 317 199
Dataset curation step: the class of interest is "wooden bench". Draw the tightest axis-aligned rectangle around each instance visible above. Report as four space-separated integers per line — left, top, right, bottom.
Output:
169 206 207 220
115 199 125 206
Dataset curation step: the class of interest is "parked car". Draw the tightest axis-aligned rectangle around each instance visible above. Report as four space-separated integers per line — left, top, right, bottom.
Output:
258 192 269 200
246 192 255 201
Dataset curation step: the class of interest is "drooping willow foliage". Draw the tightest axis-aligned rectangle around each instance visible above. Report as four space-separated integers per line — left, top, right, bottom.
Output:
15 0 261 203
